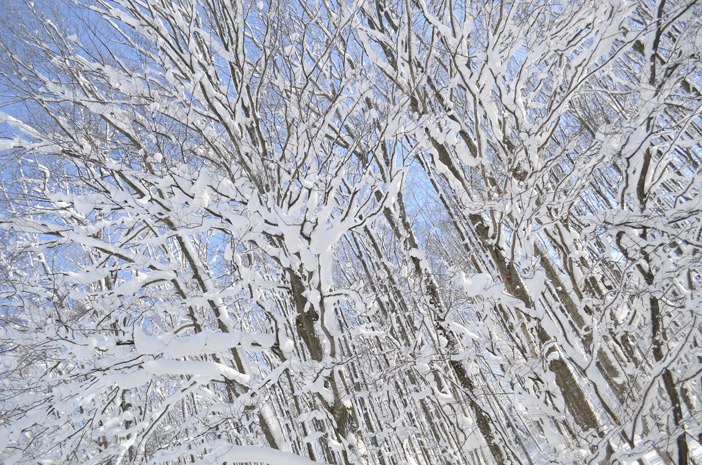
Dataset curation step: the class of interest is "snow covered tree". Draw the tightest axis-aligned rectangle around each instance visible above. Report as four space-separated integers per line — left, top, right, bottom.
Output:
0 0 700 464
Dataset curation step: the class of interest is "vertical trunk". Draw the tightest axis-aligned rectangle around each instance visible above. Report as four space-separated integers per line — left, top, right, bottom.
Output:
378 192 513 464
287 267 365 465
535 241 630 403
650 293 688 464
470 213 603 435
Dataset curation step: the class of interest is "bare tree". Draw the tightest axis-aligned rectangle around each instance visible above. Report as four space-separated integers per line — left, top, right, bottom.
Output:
1 0 701 464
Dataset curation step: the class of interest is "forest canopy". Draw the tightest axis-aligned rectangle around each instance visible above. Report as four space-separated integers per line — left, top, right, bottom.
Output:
0 0 701 463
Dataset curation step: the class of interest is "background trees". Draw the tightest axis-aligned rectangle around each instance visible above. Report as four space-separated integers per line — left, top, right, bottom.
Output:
0 0 700 464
